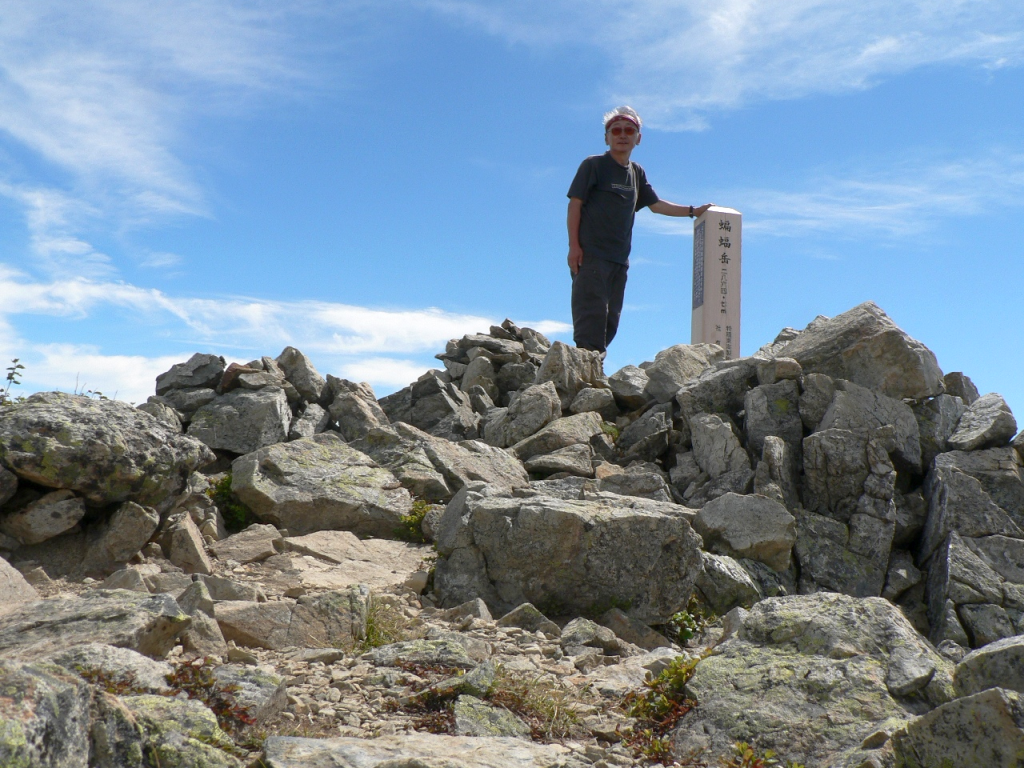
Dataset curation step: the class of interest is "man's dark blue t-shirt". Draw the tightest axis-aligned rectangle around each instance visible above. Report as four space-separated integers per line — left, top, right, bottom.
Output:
567 152 659 265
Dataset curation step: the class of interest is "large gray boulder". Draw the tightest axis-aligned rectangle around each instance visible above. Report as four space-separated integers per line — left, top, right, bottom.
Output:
533 341 606 410
690 412 749 479
0 590 190 660
275 346 326 403
392 371 481 441
643 343 722 404
955 634 1024 698
802 428 869 519
0 556 38 610
81 501 161 574
948 393 1018 452
794 508 890 597
892 687 1024 768
933 447 1024 522
743 379 802 458
771 301 944 400
155 352 225 395
510 411 605 462
0 392 214 509
0 489 85 545
187 386 291 455
607 365 649 410
913 393 967 469
672 593 953 767
325 376 389 441
483 381 561 448
693 493 796 572
434 488 703 623
232 432 411 537
675 358 758 420
616 403 672 463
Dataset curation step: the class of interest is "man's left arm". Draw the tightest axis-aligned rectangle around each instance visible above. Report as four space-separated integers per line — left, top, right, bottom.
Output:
649 201 714 218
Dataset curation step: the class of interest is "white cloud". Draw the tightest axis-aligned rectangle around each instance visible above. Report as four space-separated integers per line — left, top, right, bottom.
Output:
0 266 570 399
417 0 1024 127
637 151 1024 239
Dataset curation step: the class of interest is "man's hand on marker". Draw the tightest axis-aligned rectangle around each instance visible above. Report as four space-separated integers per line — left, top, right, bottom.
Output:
693 203 715 218
568 245 584 275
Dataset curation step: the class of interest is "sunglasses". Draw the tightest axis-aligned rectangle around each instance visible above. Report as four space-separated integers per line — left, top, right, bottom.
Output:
607 125 637 136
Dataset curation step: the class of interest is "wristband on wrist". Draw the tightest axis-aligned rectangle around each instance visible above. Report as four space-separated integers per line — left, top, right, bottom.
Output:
689 205 694 218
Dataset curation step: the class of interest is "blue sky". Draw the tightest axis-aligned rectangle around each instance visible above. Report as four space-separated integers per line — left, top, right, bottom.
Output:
1 0 1023 422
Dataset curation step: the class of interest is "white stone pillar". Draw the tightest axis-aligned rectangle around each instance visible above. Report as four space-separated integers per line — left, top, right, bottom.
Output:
691 206 741 359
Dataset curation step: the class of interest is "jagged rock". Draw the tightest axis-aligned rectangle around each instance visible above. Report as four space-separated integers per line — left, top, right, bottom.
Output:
892 686 1024 768
689 412 749 479
0 556 38 609
819 379 922 473
934 447 1024 521
944 371 980 404
694 493 796 572
483 381 561 449
215 586 368 650
461 356 499 403
753 436 800 510
569 386 618 421
743 379 802 458
454 695 532 738
598 607 672 650
212 664 287 723
798 372 836 430
913 394 967 469
510 411 605 462
0 488 85 545
208 523 282 563
153 386 219 422
351 425 451 502
607 365 649 410
263 732 581 768
0 659 92 768
954 634 1024 697
919 466 1022 562
756 356 802 385
794 508 888 597
617 403 672 463
960 603 1016 647
673 593 954 767
197 574 266 602
435 490 703 623
276 346 326 403
802 428 869 520
122 694 243 767
81 501 160 574
231 432 411 537
668 451 702 496
675 358 758 420
187 386 291 455
925 531 1008 646
391 370 481 441
137 400 183 431
288 402 330 441
683 466 754 509
948 393 1018 452
325 377 390 441
466 384 495 415
883 550 922 601
695 552 761 613
495 362 538 401
533 341 606 410
101 567 149 592
368 638 477 669
644 343 722 404
523 444 594 477
598 464 674 502
47 643 174 693
167 512 213 575
155 353 225 395
0 590 190 659
0 392 214 509
770 301 944 400
495 603 561 637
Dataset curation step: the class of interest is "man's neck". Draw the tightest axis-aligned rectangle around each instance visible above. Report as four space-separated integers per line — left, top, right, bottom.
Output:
608 148 632 166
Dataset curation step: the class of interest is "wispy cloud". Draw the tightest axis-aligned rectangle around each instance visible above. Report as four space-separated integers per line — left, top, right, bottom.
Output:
0 266 571 401
638 151 1024 239
417 0 1024 127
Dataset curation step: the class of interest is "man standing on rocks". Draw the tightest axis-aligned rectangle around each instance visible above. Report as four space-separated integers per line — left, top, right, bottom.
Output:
568 106 713 354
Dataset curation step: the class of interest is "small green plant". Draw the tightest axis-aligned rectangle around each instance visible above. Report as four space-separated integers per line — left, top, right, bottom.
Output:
620 654 702 763
663 596 715 645
206 474 255 533
394 499 433 543
0 359 24 406
487 666 589 741
358 595 414 651
600 421 620 441
718 742 805 768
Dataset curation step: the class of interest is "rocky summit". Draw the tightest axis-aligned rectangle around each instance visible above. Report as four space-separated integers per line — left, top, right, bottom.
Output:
0 302 1022 767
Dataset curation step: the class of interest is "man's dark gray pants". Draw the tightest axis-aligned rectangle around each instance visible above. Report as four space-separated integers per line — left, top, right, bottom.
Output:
571 257 628 353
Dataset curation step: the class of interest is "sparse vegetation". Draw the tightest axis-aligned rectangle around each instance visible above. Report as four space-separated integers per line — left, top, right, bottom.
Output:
661 596 715 645
206 474 256 533
164 656 256 735
600 420 620 440
394 498 433 543
0 358 24 406
718 742 805 768
358 595 416 651
487 666 589 741
620 654 702 763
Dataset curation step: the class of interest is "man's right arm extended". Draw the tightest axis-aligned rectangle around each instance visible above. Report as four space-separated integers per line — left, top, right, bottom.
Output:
567 197 583 275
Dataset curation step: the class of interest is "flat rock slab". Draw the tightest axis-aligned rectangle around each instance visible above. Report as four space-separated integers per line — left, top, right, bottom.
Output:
435 490 703 623
0 392 215 508
948 392 1018 452
693 492 796 572
209 523 283 563
0 589 190 660
263 732 581 768
215 586 368 650
672 593 954 767
232 432 411 538
954 634 1024 697
46 642 174 693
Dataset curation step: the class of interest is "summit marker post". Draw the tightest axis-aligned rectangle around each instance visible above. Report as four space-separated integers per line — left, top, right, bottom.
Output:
691 205 741 359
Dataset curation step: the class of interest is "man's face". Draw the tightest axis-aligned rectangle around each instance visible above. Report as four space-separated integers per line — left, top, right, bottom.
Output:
605 118 640 152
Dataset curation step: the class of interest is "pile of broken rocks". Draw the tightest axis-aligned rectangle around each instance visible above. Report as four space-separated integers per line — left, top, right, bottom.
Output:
2 300 1024 767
